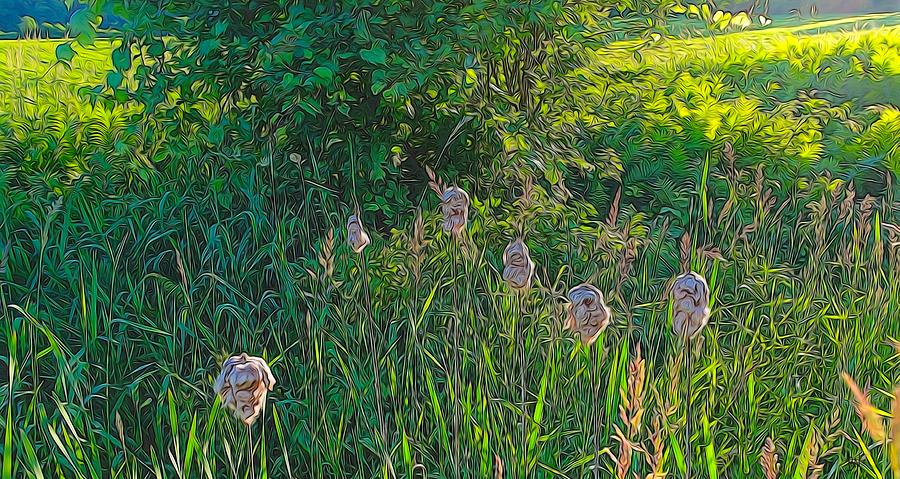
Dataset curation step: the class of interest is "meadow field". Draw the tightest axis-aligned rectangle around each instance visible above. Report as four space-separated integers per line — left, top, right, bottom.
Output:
2 7 900 479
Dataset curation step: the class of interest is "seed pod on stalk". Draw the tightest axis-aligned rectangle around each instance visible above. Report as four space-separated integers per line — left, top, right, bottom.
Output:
441 186 470 237
671 271 710 340
347 214 370 254
564 284 612 347
214 353 276 426
502 238 534 291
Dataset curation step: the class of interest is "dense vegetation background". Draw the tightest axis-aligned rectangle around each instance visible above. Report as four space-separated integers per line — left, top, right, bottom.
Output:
1 0 900 478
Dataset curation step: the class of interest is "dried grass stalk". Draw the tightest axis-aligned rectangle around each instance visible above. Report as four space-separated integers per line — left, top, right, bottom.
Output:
671 271 710 340
318 229 335 281
612 424 633 479
214 353 276 425
409 211 427 281
760 437 779 479
723 141 735 165
891 387 900 476
502 238 534 291
841 372 886 442
805 429 823 479
620 347 645 437
564 284 611 347
346 214 371 254
641 414 665 478
441 186 470 236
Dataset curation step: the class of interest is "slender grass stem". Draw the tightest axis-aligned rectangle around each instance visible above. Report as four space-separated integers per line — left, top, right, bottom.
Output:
592 344 599 479
519 291 527 479
249 425 255 479
406 265 422 470
685 340 693 479
361 251 390 476
450 239 462 479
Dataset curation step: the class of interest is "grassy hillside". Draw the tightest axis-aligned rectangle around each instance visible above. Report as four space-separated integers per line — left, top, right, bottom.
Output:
0 39 148 188
0 39 113 102
574 14 900 181
1 12 900 479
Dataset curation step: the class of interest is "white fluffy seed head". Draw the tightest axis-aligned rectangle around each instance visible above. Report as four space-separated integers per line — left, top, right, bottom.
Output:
565 283 611 347
502 238 534 291
214 353 276 425
441 186 470 236
671 271 710 340
346 214 371 254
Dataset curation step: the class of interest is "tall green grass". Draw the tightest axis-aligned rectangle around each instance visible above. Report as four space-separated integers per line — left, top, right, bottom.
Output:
2 15 900 479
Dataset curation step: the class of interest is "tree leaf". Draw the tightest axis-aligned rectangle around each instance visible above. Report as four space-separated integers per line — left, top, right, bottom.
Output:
112 44 131 71
55 42 76 64
107 71 123 90
313 66 333 83
360 47 387 65
70 9 99 46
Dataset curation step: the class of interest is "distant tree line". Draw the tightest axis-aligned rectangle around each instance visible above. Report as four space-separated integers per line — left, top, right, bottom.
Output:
714 0 897 15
